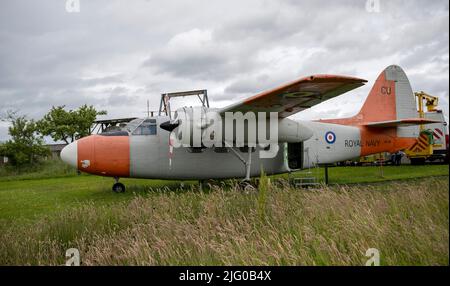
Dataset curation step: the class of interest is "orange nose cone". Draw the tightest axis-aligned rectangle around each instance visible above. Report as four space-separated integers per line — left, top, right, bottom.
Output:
77 135 130 177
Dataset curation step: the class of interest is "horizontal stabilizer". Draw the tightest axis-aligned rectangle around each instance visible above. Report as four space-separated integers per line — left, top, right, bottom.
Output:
365 118 442 128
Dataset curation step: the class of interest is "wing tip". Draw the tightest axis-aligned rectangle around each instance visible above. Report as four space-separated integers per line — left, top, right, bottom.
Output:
307 74 368 84
365 118 442 127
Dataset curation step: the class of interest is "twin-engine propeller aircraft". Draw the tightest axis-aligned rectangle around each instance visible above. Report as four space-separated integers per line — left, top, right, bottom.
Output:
61 65 440 192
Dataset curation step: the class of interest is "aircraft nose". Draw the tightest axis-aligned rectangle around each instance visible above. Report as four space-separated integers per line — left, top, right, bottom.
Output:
61 141 78 168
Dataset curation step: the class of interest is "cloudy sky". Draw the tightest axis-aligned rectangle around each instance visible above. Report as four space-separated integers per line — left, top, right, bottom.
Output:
0 0 448 141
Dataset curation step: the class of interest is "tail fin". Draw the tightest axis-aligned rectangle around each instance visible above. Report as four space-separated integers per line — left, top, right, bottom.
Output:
320 65 440 136
357 65 421 137
317 65 443 155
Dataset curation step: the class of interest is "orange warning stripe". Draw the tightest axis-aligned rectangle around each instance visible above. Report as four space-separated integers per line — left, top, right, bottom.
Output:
417 141 428 149
410 142 418 150
407 133 430 152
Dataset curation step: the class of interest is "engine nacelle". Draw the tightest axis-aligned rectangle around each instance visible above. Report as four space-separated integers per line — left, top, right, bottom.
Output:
168 107 313 147
171 107 222 147
278 118 313 143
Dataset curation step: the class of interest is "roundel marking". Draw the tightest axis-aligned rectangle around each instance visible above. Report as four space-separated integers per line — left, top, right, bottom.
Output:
325 131 336 144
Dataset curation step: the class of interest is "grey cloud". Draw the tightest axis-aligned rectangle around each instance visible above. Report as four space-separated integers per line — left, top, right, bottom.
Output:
82 75 125 86
224 74 272 95
105 86 138 106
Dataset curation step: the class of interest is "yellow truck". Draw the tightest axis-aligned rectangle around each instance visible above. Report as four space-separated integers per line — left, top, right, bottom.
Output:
359 152 390 166
352 92 448 166
405 92 448 164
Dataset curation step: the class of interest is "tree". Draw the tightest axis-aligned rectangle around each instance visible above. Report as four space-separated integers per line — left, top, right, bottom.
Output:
0 113 50 166
37 105 107 144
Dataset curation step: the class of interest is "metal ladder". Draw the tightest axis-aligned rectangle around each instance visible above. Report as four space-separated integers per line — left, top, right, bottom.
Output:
291 148 321 188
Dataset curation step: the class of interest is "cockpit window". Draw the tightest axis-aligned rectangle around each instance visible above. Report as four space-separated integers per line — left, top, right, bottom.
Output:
124 119 144 133
132 118 157 136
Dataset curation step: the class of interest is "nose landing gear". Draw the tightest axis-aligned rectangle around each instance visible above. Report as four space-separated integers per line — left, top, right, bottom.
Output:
112 177 125 193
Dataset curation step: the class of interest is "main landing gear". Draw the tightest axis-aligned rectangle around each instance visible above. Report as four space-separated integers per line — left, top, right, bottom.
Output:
112 177 125 193
239 180 256 192
225 143 257 191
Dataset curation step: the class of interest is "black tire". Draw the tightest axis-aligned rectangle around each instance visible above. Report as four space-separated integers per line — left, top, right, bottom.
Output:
112 182 126 193
239 181 256 192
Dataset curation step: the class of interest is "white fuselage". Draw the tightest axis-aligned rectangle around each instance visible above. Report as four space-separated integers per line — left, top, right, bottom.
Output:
129 118 361 180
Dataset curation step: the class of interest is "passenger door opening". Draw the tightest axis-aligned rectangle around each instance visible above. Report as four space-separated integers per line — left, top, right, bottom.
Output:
288 142 303 170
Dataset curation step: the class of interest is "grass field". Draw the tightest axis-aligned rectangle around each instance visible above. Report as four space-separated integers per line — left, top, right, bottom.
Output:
0 161 448 265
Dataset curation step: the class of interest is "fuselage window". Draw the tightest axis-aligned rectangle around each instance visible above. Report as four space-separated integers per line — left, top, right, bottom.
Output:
239 146 255 153
132 119 157 136
214 147 229 153
188 147 205 153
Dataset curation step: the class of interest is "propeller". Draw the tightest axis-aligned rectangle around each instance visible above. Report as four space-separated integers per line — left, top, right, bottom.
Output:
160 117 180 169
160 120 180 132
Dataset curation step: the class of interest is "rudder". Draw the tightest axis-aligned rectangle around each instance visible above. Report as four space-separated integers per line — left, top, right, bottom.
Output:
357 65 419 137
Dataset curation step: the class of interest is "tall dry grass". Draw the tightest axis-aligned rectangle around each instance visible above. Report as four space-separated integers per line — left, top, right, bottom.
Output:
0 177 448 265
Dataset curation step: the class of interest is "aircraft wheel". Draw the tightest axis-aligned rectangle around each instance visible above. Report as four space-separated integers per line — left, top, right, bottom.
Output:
112 182 126 193
239 181 256 192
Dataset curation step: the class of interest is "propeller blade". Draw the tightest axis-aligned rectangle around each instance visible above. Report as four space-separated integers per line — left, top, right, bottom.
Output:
160 120 179 132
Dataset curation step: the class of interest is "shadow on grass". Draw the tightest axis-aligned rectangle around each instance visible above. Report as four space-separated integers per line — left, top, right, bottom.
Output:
92 178 258 197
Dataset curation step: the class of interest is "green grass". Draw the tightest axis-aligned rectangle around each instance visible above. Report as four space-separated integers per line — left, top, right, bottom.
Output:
0 164 447 223
0 162 448 265
0 159 77 181
0 175 196 222
290 164 449 184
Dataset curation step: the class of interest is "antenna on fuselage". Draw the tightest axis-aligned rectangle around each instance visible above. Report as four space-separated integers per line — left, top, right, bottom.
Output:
141 99 156 118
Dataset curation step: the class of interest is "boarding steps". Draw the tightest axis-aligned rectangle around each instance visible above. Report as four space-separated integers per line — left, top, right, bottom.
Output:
290 160 321 189
292 176 320 188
